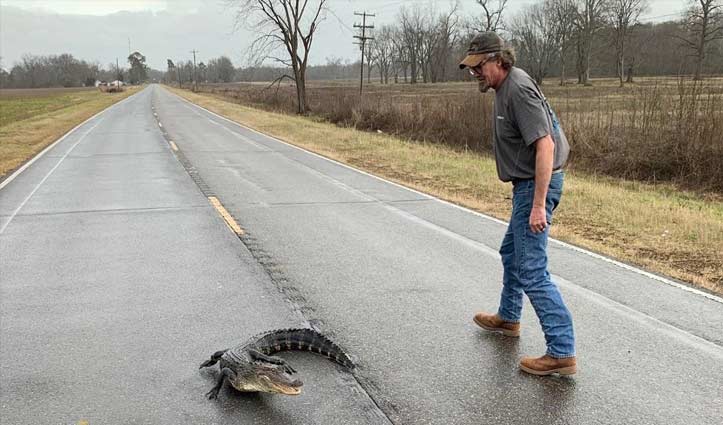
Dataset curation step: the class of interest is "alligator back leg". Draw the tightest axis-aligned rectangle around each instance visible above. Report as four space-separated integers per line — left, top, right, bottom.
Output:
200 349 228 369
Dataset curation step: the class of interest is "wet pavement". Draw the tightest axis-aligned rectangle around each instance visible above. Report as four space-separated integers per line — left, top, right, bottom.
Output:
1 85 721 424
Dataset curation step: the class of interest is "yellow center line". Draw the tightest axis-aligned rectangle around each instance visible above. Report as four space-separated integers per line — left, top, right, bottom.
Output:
169 141 178 151
208 196 244 235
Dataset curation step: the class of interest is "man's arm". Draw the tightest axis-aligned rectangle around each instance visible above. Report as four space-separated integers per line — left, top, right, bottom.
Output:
530 134 554 233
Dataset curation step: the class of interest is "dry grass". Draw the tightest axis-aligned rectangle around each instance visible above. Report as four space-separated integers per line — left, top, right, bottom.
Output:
0 88 106 127
0 87 97 98
0 87 139 179
168 86 723 296
197 77 723 193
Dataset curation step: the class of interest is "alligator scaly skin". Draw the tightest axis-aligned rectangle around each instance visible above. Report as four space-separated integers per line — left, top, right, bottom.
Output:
201 328 355 398
226 328 354 369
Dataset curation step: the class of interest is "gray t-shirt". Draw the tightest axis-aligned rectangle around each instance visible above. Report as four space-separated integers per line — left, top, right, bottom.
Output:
492 67 569 182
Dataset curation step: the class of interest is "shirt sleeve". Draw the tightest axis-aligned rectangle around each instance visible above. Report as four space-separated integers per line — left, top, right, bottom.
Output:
510 85 551 147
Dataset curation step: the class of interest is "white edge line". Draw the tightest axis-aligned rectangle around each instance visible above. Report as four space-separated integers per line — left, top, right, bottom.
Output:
165 87 723 305
0 118 105 235
0 89 142 192
558 275 723 356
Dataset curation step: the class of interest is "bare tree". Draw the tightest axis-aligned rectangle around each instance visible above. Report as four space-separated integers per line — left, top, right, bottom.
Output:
230 0 327 114
180 61 194 85
430 5 461 83
401 4 460 84
471 0 508 32
573 0 609 85
418 10 439 83
399 6 426 84
679 0 723 80
609 0 647 86
370 25 395 84
548 0 577 85
206 56 236 83
510 2 558 85
20 54 41 88
198 62 208 82
391 27 411 83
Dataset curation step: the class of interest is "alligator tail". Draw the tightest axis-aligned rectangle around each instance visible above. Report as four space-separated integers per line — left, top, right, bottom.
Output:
255 328 355 369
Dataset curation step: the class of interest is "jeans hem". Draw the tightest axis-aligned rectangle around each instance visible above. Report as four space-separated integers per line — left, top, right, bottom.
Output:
496 312 521 324
546 351 576 359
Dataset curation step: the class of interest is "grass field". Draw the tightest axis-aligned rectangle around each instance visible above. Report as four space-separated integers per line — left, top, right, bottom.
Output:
168 85 723 296
196 76 723 193
0 86 139 179
0 87 100 127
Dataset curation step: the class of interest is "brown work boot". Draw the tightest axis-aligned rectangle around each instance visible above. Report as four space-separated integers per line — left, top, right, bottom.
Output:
472 312 520 337
519 355 577 376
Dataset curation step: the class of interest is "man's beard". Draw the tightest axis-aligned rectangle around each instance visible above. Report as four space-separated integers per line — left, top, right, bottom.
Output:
478 79 491 93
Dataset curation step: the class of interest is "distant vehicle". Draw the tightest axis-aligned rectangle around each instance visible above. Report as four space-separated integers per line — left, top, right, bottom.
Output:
96 80 124 93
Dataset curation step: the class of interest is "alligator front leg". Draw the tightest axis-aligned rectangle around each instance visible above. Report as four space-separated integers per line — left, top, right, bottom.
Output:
206 367 236 400
248 349 296 374
200 349 228 369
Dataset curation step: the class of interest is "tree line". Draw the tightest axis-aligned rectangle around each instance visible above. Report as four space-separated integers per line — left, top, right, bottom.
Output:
359 0 723 86
1 51 151 89
164 56 236 85
221 0 721 113
3 0 721 94
196 13 721 86
1 54 113 88
201 0 722 87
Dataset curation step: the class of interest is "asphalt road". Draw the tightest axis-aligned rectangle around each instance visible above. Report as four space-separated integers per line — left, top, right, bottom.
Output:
1 85 721 424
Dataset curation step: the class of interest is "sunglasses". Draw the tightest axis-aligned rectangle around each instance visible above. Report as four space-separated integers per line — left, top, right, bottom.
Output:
468 55 496 75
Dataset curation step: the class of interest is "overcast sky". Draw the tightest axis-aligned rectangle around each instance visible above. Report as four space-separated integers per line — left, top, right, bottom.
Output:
1 0 688 71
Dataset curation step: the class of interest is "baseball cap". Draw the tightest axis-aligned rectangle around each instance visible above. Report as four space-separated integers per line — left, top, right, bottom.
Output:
459 32 504 69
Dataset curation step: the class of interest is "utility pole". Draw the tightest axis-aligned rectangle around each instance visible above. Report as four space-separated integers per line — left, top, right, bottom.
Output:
190 49 199 92
353 12 375 99
116 57 120 81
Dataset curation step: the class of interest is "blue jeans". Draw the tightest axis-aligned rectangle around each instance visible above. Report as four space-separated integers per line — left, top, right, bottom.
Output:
497 172 575 358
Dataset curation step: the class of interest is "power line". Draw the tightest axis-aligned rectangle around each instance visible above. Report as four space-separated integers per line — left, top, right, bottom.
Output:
368 0 415 12
327 9 354 33
639 11 686 23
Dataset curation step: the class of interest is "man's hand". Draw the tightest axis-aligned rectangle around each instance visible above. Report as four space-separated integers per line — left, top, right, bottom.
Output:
529 205 547 233
531 134 554 233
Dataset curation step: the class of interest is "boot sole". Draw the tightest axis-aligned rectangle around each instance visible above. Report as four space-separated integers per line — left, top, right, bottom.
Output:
519 364 577 376
473 316 520 337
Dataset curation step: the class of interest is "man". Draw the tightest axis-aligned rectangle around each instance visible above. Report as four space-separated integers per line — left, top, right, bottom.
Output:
459 32 576 376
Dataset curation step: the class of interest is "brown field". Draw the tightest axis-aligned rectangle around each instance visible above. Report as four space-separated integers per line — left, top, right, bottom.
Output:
169 84 723 296
192 76 723 194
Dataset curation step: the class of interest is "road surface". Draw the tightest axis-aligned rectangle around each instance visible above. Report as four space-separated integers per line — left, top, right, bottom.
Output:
1 85 721 424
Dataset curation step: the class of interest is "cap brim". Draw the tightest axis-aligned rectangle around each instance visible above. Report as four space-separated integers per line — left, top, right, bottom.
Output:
459 54 485 69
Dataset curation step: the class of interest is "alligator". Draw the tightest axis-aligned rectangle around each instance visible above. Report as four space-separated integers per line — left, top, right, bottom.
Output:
200 328 355 399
